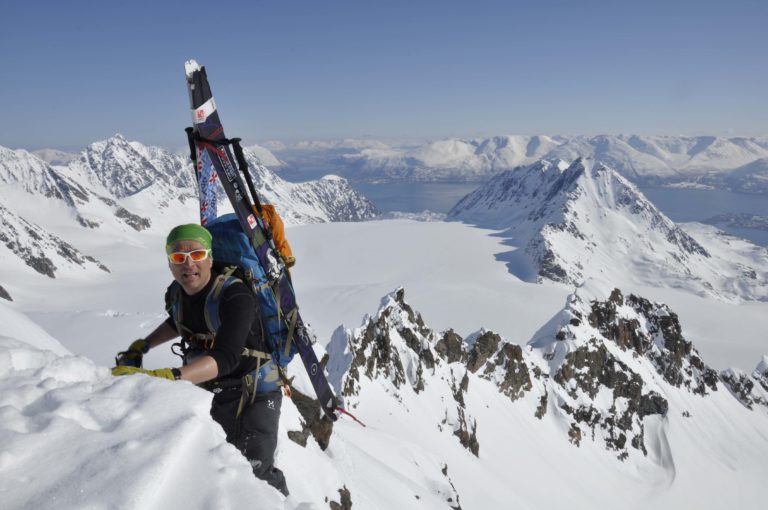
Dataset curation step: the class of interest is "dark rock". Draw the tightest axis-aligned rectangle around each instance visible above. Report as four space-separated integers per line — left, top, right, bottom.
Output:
453 408 479 457
554 339 667 458
435 329 467 364
288 387 334 451
328 486 352 510
720 369 767 410
591 291 718 396
535 391 548 419
466 331 501 373
568 424 582 446
486 343 532 401
0 285 12 301
115 207 151 231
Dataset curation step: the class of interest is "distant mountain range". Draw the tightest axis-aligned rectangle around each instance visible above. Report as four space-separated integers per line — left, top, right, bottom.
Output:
0 135 377 280
448 158 768 302
268 134 768 191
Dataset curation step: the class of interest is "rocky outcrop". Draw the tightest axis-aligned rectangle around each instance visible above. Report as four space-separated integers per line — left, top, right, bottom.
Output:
328 486 352 510
330 284 763 465
0 285 12 301
720 367 768 410
590 289 719 395
335 288 479 455
287 387 334 450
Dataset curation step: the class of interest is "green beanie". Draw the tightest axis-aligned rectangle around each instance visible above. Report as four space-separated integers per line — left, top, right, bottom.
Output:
165 224 212 253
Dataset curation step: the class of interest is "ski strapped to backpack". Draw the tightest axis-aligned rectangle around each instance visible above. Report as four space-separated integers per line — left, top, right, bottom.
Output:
184 59 342 422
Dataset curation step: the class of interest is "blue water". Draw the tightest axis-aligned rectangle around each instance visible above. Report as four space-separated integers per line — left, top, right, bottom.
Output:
639 187 768 247
351 182 480 214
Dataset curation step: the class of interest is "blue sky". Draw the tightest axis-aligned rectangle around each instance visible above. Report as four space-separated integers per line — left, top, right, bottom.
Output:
1 0 766 150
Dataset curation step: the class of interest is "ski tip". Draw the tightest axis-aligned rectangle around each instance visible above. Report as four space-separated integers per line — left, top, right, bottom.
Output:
184 59 201 80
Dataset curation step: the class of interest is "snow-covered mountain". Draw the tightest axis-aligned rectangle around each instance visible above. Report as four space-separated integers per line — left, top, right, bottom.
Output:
0 146 83 202
58 135 377 225
341 136 561 182
0 202 109 278
298 134 768 188
0 136 378 282
321 285 768 508
65 134 189 199
449 158 768 302
240 155 378 225
720 157 768 193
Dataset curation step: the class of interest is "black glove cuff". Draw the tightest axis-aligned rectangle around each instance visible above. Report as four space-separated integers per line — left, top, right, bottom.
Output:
171 368 182 380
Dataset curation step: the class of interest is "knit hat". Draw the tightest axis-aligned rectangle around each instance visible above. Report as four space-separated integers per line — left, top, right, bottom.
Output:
165 224 212 253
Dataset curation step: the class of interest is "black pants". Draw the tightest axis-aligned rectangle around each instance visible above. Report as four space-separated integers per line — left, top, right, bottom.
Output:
210 387 288 496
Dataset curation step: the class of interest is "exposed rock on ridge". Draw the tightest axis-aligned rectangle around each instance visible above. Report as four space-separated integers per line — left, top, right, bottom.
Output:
329 284 767 464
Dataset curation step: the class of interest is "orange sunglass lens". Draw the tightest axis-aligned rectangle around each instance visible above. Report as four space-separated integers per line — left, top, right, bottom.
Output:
169 252 187 264
188 250 208 261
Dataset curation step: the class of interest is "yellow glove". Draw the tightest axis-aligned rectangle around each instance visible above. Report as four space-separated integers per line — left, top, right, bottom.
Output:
111 366 180 380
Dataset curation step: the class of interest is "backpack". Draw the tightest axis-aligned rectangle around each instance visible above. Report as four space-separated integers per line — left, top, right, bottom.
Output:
204 212 299 368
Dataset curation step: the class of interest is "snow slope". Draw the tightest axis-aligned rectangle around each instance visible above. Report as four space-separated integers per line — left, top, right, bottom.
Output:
0 301 283 510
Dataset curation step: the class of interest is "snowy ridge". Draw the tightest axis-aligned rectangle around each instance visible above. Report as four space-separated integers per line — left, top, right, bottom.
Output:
242 151 378 224
285 134 768 188
0 146 96 213
0 146 67 197
67 134 175 198
449 158 768 302
0 201 109 278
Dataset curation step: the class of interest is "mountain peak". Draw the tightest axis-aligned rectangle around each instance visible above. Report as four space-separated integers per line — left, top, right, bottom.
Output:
450 158 767 301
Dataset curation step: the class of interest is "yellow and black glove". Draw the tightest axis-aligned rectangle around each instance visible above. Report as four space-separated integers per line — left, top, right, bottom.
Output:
111 366 181 380
115 339 150 367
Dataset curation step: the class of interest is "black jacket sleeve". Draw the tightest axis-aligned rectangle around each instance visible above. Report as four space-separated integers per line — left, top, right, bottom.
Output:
207 283 256 377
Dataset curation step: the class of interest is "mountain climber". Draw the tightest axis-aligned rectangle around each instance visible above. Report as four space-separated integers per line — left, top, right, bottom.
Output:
111 223 288 496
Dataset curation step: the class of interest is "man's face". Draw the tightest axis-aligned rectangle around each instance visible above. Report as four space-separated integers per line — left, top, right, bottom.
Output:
168 240 213 295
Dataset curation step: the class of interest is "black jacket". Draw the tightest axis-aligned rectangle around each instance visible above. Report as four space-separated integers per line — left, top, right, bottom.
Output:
164 270 265 379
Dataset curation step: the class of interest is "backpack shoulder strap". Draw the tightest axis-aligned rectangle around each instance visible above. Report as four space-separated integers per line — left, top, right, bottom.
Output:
203 266 241 333
167 281 189 337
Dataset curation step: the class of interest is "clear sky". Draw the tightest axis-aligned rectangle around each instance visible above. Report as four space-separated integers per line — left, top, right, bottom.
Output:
1 0 766 150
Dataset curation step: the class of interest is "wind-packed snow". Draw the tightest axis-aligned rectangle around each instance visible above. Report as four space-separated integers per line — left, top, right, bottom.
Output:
0 302 283 510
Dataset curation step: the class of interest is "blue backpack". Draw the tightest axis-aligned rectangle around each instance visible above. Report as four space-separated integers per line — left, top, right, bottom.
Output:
205 213 298 368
